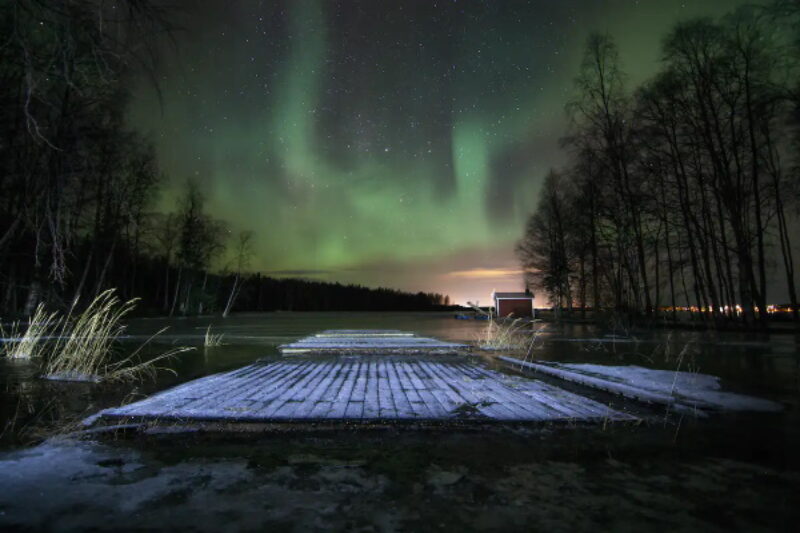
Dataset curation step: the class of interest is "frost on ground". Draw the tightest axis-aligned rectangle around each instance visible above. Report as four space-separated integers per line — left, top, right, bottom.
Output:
0 438 798 531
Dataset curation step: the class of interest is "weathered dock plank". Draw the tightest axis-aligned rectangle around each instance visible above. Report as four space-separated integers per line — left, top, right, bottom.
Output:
431 362 539 420
343 361 367 418
466 365 611 420
98 358 634 425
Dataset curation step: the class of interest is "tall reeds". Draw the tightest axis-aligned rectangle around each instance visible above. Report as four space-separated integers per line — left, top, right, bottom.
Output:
0 304 59 360
474 307 546 363
2 289 192 382
203 325 225 348
44 290 137 379
43 289 193 382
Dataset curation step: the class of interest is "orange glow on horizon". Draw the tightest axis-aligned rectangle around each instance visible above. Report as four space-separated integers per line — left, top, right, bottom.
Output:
443 267 524 280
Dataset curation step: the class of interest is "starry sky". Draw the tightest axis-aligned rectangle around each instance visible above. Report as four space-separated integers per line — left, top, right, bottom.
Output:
130 0 749 305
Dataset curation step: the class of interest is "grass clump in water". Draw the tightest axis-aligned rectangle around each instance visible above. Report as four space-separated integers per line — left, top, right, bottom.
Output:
204 325 225 348
472 305 546 362
0 304 59 360
478 317 527 351
42 289 193 383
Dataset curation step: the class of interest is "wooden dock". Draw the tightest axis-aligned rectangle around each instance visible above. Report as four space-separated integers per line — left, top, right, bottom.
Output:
88 329 779 432
81 329 645 428
96 356 633 424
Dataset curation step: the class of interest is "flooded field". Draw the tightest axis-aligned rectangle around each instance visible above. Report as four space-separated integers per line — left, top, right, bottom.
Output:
1 312 799 531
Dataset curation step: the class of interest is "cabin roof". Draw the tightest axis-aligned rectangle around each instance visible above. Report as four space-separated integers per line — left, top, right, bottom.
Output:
493 292 533 299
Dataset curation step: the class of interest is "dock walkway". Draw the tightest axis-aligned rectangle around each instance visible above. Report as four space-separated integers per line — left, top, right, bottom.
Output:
93 330 634 427
98 357 632 424
279 329 467 355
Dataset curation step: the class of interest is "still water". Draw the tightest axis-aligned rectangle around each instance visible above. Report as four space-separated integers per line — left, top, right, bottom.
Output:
1 312 799 531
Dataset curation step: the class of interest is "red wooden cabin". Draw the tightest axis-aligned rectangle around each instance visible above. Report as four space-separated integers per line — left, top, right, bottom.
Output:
492 291 534 318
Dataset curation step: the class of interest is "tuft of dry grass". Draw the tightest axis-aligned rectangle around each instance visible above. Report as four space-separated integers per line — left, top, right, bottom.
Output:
36 289 194 382
204 325 225 348
0 304 60 360
473 307 547 363
478 317 526 351
44 290 137 379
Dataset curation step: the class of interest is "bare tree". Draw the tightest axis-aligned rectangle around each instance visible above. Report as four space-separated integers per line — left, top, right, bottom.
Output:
522 5 799 328
172 180 227 315
223 231 255 318
517 171 572 314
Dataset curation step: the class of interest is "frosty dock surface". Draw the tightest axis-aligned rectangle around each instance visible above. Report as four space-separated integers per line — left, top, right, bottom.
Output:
314 329 415 338
497 356 783 414
97 357 633 424
279 330 467 355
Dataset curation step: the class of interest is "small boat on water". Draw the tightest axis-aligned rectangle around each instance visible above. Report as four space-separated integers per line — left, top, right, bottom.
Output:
454 313 491 320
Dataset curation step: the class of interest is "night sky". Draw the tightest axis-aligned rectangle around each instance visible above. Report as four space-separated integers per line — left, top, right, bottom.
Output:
130 0 748 305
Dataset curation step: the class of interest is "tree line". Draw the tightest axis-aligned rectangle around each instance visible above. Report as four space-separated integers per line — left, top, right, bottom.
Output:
0 1 451 317
115 179 452 315
517 3 800 327
218 275 451 313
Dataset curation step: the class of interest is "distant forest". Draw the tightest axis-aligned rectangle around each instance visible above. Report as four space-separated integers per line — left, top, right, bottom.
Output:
518 2 800 327
210 275 450 314
0 2 449 317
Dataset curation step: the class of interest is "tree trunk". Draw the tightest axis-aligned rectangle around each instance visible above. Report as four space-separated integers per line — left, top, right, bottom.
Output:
23 279 42 317
198 272 208 315
170 267 182 317
223 274 240 318
664 222 677 322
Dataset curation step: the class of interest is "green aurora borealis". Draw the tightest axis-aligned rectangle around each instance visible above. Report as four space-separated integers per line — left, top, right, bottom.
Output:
130 0 749 304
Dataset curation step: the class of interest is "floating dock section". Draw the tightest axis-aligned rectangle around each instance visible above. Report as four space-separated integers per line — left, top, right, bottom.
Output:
496 356 782 415
279 330 468 356
314 329 415 338
96 357 632 424
90 330 634 428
